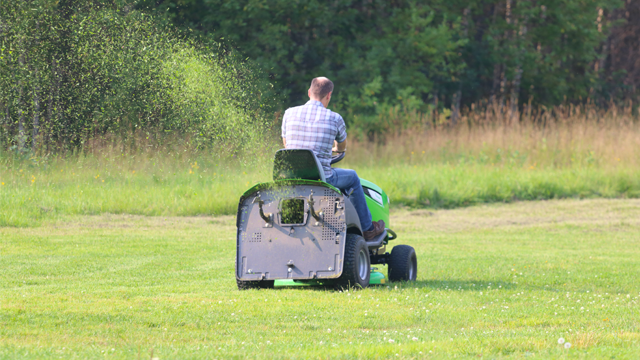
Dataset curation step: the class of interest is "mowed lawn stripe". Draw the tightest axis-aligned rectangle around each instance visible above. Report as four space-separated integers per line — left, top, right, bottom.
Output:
1 199 639 359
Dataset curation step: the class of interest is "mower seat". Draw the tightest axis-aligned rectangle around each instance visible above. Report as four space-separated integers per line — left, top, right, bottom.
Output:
273 149 327 182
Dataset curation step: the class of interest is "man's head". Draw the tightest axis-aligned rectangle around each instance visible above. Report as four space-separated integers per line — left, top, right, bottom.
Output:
308 77 334 108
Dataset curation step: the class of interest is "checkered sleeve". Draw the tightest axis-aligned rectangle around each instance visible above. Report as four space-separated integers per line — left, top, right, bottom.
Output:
335 114 347 143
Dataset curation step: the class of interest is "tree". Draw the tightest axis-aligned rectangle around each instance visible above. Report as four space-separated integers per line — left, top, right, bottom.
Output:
0 0 273 153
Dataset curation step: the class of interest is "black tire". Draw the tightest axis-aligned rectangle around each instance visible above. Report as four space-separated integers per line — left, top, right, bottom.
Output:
388 245 417 282
235 258 275 290
332 234 370 290
236 278 275 290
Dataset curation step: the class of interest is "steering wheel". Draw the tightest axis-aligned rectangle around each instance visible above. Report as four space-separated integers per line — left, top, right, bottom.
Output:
331 151 346 164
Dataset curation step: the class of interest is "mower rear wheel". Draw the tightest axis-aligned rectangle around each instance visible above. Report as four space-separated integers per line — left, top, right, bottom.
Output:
388 245 417 282
235 258 275 290
236 278 275 290
333 234 370 290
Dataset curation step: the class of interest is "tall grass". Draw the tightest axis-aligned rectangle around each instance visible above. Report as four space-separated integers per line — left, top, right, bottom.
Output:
343 102 640 207
346 101 639 168
1 103 639 226
0 146 272 227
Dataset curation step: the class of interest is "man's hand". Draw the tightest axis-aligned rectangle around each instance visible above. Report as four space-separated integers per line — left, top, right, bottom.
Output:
333 139 347 153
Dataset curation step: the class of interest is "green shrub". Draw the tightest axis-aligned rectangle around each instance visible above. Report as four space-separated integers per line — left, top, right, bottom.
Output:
0 0 273 155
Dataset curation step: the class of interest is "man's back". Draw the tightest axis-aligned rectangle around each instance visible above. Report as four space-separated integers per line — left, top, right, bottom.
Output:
281 76 385 239
281 100 347 178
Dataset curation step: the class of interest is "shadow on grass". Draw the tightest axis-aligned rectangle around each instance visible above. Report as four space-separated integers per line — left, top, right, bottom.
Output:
390 279 517 291
272 279 517 292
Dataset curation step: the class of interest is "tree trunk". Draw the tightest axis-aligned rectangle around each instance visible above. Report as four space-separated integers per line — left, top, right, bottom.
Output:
489 2 503 105
510 23 527 122
55 59 64 146
32 22 40 152
498 0 512 111
0 20 4 143
33 66 40 152
432 89 439 126
451 7 469 127
4 106 9 144
490 63 502 104
0 101 4 143
46 58 55 152
18 52 25 152
58 0 76 148
491 0 511 111
5 42 14 142
451 92 460 126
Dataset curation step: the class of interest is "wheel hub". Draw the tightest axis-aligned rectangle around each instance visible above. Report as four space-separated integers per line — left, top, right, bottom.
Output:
409 258 416 279
358 249 368 280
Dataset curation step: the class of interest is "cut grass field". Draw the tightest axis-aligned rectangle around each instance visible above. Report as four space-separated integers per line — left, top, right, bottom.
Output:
2 198 639 359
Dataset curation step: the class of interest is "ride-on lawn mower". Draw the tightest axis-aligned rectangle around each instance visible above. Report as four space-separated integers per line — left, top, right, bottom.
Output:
235 149 417 290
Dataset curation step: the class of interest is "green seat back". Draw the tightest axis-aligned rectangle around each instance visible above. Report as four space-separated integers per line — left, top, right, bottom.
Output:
273 149 327 182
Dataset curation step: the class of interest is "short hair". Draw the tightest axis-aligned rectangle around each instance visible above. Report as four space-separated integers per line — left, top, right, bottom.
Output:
310 77 334 99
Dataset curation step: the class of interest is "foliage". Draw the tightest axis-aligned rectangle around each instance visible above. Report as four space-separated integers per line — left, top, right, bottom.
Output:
140 0 628 123
0 0 274 154
139 0 467 110
2 200 640 358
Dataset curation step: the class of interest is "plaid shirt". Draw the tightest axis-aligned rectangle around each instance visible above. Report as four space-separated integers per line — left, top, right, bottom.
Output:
282 100 347 177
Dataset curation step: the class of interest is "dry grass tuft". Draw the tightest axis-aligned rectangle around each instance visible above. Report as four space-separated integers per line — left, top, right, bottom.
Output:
348 102 640 168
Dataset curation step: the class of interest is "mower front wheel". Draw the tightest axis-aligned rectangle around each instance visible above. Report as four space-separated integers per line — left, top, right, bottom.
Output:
332 234 370 290
388 245 417 282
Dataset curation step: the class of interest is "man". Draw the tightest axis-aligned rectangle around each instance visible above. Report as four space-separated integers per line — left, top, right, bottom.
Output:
281 77 386 240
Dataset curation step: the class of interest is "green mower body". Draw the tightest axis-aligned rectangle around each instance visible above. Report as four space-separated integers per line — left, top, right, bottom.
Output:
235 149 416 290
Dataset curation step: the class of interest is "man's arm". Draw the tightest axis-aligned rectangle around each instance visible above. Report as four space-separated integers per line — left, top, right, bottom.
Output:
332 139 347 153
282 137 287 147
333 114 347 152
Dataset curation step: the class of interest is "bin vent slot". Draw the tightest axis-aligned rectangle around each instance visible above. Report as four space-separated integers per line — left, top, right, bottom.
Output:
322 189 341 241
249 232 262 242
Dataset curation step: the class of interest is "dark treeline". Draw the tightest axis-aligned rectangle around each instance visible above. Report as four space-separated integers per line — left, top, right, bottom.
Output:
0 0 272 154
2 0 638 151
141 0 638 119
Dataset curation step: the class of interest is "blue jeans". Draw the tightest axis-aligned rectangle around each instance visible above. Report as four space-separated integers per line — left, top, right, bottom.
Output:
326 168 373 232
